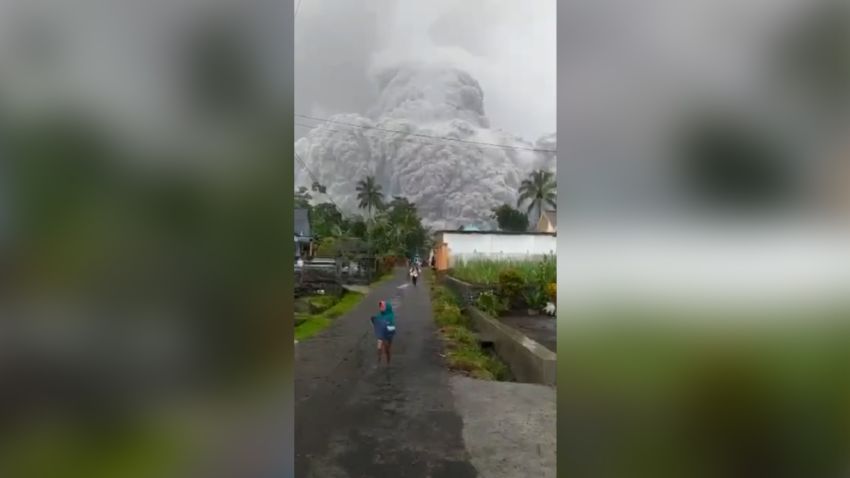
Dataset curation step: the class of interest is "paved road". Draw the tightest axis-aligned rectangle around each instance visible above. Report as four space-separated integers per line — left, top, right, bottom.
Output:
295 268 478 477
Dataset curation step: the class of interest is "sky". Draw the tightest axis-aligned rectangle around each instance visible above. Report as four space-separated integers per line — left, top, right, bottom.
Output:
294 0 556 142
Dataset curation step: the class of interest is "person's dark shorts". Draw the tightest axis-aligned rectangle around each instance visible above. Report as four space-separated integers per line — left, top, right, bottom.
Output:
380 324 396 342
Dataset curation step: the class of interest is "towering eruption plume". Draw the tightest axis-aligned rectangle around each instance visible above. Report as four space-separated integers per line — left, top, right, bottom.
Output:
295 64 556 230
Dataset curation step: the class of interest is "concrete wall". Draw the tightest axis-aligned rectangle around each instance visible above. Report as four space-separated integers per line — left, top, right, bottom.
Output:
439 232 556 267
444 275 492 307
467 307 556 386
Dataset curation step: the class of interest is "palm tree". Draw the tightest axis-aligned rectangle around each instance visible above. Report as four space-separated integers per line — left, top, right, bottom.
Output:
517 170 557 225
355 176 384 220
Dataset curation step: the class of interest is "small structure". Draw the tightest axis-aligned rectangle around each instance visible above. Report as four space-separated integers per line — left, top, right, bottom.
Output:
432 229 556 271
294 208 315 260
536 210 557 233
458 224 484 232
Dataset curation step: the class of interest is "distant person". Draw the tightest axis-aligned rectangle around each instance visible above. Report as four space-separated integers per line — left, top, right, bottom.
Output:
410 265 419 286
370 300 396 365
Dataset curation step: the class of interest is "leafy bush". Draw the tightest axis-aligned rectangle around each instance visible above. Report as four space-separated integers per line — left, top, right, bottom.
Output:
523 287 549 311
315 237 338 256
546 282 557 302
497 269 526 309
476 290 508 317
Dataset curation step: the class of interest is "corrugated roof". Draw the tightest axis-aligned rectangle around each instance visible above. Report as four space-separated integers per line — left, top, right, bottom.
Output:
435 229 555 236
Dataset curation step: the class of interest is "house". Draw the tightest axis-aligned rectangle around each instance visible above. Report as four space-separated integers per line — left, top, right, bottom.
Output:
536 210 557 233
294 208 314 259
432 229 556 271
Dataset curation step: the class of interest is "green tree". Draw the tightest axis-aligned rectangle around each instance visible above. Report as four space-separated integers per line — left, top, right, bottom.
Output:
386 196 416 222
358 195 430 257
348 216 368 239
310 202 343 238
491 204 530 232
387 196 428 255
355 176 384 220
517 170 557 224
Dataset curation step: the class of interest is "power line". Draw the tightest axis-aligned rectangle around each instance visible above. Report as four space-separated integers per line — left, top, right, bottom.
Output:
293 150 344 213
296 122 475 153
295 122 464 150
294 113 557 153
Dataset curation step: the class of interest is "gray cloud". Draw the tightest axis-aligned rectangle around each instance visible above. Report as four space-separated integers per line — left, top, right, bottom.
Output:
295 0 556 142
296 64 555 230
295 1 556 229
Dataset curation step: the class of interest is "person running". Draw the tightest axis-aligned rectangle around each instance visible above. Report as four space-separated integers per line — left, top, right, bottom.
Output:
370 300 396 365
410 265 419 286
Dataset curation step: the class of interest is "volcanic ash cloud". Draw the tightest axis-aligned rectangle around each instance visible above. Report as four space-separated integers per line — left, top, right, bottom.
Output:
295 64 556 230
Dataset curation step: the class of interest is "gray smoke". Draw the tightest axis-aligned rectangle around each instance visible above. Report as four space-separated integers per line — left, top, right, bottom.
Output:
295 64 556 230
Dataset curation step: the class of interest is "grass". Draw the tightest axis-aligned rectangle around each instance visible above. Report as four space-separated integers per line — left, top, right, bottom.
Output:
451 257 555 285
307 295 337 313
295 291 364 341
430 281 509 381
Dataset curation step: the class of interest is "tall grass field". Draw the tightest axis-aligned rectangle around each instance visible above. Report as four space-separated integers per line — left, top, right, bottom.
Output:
450 257 556 285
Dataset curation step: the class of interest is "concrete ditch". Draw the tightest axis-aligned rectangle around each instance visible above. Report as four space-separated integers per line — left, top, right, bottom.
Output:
442 275 556 385
466 307 556 386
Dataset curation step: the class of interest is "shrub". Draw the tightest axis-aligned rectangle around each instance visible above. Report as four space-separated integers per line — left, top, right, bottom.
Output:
434 300 464 326
432 286 465 326
476 290 508 317
546 282 557 302
315 237 338 256
523 286 549 311
497 269 526 309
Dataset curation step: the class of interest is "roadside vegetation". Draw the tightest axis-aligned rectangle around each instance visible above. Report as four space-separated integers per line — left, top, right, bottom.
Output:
295 175 432 274
451 257 556 316
428 272 509 380
295 291 364 341
452 257 555 285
